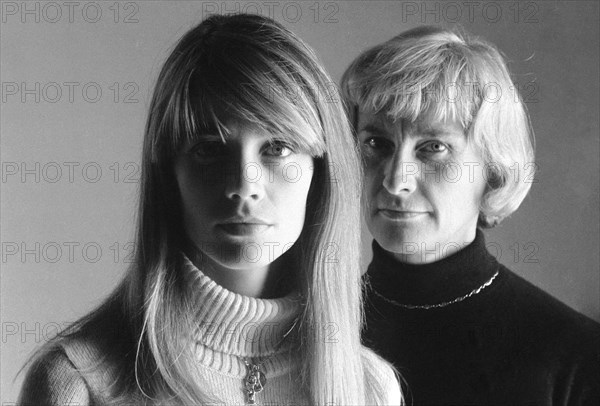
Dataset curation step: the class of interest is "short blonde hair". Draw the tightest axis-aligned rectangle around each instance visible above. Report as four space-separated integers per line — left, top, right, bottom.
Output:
341 26 535 227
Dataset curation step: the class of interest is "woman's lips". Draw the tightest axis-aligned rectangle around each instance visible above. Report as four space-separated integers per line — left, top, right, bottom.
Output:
378 209 428 220
217 223 271 236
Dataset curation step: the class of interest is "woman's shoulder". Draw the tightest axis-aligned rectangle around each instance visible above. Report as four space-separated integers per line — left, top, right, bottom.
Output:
18 311 137 405
498 265 600 336
360 346 403 405
18 344 91 406
496 266 599 384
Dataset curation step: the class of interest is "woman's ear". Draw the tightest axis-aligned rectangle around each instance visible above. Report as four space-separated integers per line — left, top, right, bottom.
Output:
478 210 500 229
484 164 505 191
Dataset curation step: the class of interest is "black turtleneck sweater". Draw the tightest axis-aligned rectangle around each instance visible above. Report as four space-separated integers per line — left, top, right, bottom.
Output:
363 230 599 406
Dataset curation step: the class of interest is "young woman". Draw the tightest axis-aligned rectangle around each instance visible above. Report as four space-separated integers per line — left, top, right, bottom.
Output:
18 14 401 405
342 26 599 405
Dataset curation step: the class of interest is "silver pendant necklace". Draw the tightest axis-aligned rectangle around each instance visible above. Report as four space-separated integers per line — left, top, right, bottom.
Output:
243 359 267 404
239 316 299 405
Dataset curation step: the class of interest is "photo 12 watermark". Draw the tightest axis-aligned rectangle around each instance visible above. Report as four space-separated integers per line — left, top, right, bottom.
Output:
392 240 540 264
358 161 538 185
1 161 140 184
382 80 540 105
1 161 343 185
399 1 540 24
1 321 72 344
1 241 136 264
199 1 341 24
1 1 140 24
1 82 141 104
0 241 341 265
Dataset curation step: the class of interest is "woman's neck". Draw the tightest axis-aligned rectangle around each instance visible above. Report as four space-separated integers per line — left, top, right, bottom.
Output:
181 254 302 372
389 227 478 265
185 246 295 299
368 229 499 305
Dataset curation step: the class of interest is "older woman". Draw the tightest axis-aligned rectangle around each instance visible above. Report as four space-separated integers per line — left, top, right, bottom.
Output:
342 26 599 405
18 14 400 405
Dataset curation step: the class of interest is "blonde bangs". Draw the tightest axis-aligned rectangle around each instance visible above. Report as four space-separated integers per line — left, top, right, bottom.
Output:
345 36 484 132
164 41 327 158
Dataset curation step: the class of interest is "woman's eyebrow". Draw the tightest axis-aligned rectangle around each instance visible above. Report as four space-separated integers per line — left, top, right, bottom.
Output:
193 133 225 141
416 126 463 138
358 123 388 136
183 134 225 151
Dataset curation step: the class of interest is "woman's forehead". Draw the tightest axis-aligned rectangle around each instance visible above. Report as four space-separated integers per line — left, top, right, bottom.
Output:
358 106 466 136
197 121 273 141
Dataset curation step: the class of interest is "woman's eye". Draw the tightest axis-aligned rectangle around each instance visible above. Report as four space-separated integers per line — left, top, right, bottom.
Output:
362 136 393 152
421 141 448 153
192 141 227 158
264 142 293 157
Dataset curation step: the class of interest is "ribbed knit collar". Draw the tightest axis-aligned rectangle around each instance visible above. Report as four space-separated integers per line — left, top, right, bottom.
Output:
182 255 302 375
367 229 499 307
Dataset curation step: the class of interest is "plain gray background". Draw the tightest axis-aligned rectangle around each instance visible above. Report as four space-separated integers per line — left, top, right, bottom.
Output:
1 0 598 402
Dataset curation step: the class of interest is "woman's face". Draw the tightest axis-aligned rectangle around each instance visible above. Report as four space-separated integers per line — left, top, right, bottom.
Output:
357 108 487 264
174 120 314 273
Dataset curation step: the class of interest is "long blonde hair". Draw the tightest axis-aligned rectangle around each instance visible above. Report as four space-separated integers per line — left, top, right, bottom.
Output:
31 14 385 405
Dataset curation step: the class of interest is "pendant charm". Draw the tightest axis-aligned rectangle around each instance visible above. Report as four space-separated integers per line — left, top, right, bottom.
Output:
244 362 266 405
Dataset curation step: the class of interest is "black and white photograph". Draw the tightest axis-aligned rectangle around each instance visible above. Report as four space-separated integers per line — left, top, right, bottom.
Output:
1 1 599 404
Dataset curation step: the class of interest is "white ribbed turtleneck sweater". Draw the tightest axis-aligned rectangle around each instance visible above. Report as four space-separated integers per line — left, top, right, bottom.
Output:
18 257 401 405
182 255 307 405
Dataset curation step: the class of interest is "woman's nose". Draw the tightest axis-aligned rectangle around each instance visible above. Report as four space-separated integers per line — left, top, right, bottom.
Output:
224 158 265 201
382 150 418 195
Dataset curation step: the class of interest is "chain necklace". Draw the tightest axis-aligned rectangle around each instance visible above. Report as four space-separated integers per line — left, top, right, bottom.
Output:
372 268 500 310
240 316 299 405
